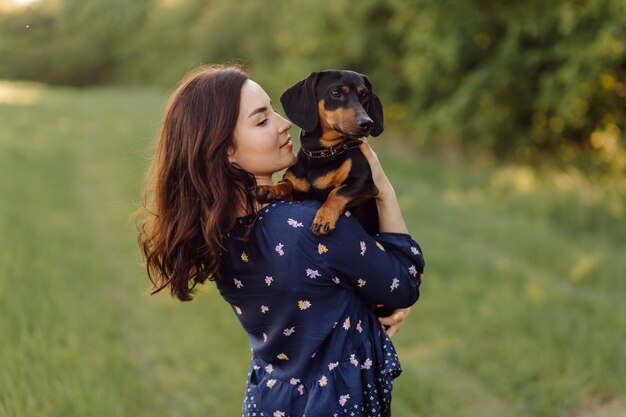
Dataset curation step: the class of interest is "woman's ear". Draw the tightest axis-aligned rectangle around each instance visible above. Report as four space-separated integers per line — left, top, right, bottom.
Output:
227 147 236 164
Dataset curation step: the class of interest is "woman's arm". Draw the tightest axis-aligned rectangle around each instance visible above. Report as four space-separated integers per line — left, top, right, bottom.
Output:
317 208 424 310
360 138 424 336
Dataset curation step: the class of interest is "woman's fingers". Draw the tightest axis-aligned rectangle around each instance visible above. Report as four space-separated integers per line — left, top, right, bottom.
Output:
359 137 393 198
358 138 381 170
378 307 411 338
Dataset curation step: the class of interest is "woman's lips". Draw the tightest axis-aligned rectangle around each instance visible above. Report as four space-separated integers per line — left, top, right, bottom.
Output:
280 138 293 149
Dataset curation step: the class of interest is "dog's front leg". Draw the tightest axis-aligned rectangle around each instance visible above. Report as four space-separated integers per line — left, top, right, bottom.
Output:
254 167 312 203
254 179 295 203
310 185 351 235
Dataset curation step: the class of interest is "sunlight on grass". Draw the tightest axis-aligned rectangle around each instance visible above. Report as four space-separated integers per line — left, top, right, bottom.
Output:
490 166 536 194
569 253 602 282
525 279 545 302
0 81 44 105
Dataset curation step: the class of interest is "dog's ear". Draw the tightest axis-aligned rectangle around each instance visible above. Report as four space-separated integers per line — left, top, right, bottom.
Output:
362 75 384 137
280 72 320 132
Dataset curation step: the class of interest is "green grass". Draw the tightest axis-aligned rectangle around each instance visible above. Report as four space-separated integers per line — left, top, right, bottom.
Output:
1 81 624 417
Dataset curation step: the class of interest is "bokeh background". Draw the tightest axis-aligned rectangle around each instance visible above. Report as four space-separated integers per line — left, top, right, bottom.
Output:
1 0 625 416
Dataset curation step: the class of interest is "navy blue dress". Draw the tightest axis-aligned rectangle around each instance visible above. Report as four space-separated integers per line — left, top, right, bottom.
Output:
217 199 425 417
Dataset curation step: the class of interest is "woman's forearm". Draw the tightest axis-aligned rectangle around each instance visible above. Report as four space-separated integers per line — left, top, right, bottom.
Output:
375 180 409 234
358 138 409 234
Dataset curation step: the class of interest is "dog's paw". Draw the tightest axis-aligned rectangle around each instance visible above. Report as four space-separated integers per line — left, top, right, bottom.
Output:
310 221 335 236
254 185 276 203
310 209 339 236
254 181 294 203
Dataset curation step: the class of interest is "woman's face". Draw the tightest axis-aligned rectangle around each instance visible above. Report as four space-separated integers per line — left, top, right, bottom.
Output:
230 80 295 185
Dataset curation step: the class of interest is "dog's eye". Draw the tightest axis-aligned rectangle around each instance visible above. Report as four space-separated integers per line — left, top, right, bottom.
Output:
330 90 342 98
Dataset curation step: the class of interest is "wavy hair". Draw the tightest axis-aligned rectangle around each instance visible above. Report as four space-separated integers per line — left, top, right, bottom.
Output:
136 65 257 301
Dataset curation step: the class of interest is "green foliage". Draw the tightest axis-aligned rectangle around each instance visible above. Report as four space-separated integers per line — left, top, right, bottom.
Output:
0 0 153 85
0 0 624 156
393 0 626 154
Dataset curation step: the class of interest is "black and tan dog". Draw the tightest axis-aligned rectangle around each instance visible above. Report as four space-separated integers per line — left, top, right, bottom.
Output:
256 70 384 236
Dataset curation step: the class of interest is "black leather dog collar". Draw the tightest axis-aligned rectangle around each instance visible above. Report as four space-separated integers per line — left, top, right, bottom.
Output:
302 138 364 159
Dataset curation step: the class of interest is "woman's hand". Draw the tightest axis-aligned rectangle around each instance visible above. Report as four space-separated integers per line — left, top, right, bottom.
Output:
359 137 394 200
378 307 411 338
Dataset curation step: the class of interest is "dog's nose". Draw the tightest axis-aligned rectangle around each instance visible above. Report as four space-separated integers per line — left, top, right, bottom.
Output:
358 118 373 129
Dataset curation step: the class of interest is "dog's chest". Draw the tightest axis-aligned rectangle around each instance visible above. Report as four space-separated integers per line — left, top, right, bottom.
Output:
310 158 352 191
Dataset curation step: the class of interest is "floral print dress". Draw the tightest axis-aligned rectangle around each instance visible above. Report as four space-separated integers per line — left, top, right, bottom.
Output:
217 200 425 417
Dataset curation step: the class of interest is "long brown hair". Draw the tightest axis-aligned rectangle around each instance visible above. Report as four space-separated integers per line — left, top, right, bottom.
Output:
137 65 257 301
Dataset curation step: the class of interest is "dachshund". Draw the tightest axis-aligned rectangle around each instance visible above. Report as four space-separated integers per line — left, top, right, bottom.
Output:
256 69 384 236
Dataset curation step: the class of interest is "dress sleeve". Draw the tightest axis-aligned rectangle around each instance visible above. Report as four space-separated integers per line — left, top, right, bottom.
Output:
317 212 425 309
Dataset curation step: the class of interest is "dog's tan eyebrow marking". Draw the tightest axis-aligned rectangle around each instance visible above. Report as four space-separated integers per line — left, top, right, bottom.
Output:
356 87 365 95
341 85 350 94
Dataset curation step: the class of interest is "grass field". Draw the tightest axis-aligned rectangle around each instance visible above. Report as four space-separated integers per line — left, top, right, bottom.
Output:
1 81 625 417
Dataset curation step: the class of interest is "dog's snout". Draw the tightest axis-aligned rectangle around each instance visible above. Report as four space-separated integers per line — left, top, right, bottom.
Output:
358 117 373 129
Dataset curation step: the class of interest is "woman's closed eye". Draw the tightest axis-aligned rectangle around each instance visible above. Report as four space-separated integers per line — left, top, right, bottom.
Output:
257 117 269 126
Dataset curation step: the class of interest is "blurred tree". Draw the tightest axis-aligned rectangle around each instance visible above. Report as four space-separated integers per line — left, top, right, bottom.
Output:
0 0 153 85
0 0 624 159
386 0 626 157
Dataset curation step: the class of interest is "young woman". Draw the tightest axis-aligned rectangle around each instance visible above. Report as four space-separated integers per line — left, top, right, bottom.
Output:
138 65 425 417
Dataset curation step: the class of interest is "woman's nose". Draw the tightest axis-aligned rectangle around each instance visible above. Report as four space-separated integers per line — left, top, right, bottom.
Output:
279 115 292 132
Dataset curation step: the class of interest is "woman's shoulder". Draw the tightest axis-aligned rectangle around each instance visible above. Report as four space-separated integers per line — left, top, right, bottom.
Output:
262 199 322 223
262 199 367 239
230 200 321 238
253 200 317 237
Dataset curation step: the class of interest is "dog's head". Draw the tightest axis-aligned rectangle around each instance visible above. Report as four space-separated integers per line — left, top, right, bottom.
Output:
280 70 384 138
